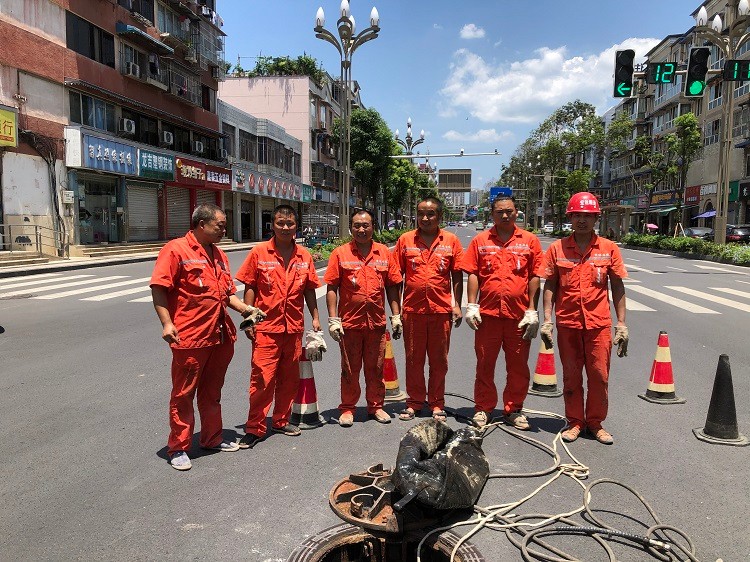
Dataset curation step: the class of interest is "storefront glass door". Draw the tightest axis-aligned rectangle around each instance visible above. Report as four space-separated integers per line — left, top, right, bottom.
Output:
78 180 119 244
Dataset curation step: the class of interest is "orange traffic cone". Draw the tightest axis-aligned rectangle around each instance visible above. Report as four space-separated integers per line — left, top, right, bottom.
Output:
693 354 748 446
383 331 406 402
290 349 326 429
528 339 562 397
639 331 685 404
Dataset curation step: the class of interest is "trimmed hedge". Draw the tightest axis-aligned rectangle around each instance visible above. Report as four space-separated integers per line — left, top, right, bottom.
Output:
622 233 750 265
307 229 410 262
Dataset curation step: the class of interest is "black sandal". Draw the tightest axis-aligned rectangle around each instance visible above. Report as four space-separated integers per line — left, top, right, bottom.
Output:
398 408 415 421
432 410 447 422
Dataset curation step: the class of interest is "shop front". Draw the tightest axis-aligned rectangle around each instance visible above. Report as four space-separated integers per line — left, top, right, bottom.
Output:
698 183 717 229
127 148 174 241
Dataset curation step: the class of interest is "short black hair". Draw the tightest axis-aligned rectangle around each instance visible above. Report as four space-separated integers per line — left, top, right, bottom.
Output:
350 208 377 229
417 196 443 215
191 203 223 228
272 204 298 224
491 196 517 212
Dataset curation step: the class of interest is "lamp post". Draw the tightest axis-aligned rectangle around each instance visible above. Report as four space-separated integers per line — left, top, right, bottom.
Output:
394 118 426 228
314 1 380 238
695 0 750 244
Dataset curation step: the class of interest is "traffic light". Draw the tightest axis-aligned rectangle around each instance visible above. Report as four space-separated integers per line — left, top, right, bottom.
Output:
613 49 635 98
684 47 711 97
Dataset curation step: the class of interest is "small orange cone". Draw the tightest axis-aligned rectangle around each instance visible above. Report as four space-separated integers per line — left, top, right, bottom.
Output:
639 331 685 404
528 339 562 397
290 348 326 429
383 331 406 402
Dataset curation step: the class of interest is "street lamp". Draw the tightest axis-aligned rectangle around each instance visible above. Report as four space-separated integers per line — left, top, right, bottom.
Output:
694 0 750 244
394 117 425 155
314 1 380 237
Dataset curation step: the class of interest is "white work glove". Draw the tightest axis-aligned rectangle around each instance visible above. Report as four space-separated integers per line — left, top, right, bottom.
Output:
304 330 327 362
465 303 482 331
390 314 403 340
613 325 629 358
239 306 267 330
540 322 554 349
328 317 344 342
518 309 539 341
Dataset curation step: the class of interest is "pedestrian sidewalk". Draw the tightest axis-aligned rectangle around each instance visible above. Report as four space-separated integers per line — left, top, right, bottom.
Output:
0 241 261 279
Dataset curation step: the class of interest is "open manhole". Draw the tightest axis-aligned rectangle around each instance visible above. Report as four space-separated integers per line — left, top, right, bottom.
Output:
288 464 485 562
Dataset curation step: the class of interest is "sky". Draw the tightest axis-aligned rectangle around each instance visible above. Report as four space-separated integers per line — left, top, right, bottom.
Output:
220 0 702 191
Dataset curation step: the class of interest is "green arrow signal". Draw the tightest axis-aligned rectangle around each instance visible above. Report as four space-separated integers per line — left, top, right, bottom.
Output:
617 82 632 96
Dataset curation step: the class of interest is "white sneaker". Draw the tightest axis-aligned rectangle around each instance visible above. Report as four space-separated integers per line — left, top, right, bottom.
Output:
169 451 192 471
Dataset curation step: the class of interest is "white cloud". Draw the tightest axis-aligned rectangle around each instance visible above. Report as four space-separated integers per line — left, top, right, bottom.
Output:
440 38 659 124
443 129 513 143
433 23 443 30
460 24 485 39
494 40 503 48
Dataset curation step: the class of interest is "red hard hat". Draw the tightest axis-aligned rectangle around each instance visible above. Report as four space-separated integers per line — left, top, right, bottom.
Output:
566 192 600 214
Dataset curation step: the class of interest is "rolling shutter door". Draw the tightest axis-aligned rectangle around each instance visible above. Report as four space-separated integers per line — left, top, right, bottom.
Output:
167 186 191 239
127 183 159 241
195 189 216 209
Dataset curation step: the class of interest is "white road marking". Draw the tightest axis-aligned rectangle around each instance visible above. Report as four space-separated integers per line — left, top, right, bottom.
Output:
693 264 748 274
0 274 93 291
626 285 718 314
736 280 750 285
0 276 126 298
667 266 688 272
609 294 655 311
33 277 152 299
81 286 152 301
0 273 65 285
710 287 750 300
315 286 326 300
625 264 661 275
665 285 750 313
129 295 152 303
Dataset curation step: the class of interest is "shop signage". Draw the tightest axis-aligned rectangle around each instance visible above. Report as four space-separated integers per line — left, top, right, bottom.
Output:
315 187 323 201
206 164 231 190
700 183 717 196
685 185 700 204
83 133 137 175
173 157 206 186
0 105 18 148
232 163 251 192
651 190 682 206
303 184 313 203
740 182 750 201
637 195 648 209
730 180 739 203
139 149 174 180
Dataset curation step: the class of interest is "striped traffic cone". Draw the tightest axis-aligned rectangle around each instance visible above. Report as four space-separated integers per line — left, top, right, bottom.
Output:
290 351 326 429
528 339 562 397
639 331 685 404
383 331 406 402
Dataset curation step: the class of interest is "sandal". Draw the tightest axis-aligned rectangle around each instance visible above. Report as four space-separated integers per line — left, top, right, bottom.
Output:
432 410 448 422
398 408 416 421
594 428 614 445
370 409 392 424
561 425 582 442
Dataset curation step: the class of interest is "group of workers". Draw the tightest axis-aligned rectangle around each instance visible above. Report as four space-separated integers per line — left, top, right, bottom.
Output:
151 192 628 471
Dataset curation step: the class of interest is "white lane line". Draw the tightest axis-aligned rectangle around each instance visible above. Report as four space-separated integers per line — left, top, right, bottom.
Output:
736 280 750 285
625 264 661 275
667 266 688 272
129 295 152 303
0 274 93 291
609 294 655 311
81 286 152 301
0 273 65 285
710 287 750 300
33 277 152 299
125 283 247 303
626 285 719 314
665 286 750 313
622 278 642 283
0 276 126 298
693 264 748 274
627 258 640 261
315 286 326 300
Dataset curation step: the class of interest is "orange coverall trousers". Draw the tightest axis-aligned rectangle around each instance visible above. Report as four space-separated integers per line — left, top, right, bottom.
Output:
474 316 531 415
403 313 452 411
246 332 302 437
557 326 612 431
168 340 234 455
339 328 386 415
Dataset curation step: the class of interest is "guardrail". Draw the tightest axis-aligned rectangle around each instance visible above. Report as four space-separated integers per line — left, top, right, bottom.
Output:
0 223 67 258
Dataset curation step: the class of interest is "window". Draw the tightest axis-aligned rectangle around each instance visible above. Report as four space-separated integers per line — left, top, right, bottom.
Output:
169 64 201 105
239 130 257 162
258 137 267 165
708 84 723 111
173 126 191 154
293 152 301 177
131 0 155 23
201 84 215 112
222 123 235 157
121 109 158 146
66 12 115 68
745 154 750 177
69 91 116 133
704 119 720 146
156 3 190 44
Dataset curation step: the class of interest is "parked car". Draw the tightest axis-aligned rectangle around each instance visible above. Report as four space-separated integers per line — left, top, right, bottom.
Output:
475 222 485 231
486 221 494 229
726 224 750 243
561 223 572 233
682 226 714 240
542 223 554 234
458 221 468 227
447 221 457 227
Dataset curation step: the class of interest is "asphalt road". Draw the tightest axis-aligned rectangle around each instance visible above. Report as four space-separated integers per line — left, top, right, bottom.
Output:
1 226 747 561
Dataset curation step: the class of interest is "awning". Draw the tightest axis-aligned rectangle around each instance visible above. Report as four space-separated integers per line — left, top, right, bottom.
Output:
658 206 677 215
116 22 174 55
692 210 716 219
735 138 750 149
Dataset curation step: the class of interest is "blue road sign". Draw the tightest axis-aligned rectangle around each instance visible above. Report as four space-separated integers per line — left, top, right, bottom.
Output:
490 186 512 200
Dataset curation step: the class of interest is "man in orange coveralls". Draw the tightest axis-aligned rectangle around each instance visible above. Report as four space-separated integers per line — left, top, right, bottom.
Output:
460 196 543 431
235 204 321 449
393 196 464 422
541 192 628 445
325 209 402 427
151 203 266 471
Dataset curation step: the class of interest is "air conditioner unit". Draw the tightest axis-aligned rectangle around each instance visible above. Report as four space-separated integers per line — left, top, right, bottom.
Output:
328 147 336 157
125 62 140 78
218 148 228 159
201 5 212 16
161 131 174 146
192 140 204 153
119 118 136 135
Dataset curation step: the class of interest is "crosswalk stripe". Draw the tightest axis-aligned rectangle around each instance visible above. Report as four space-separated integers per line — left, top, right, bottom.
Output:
0 274 93 291
626 285 719 314
736 280 750 285
80 285 152 301
315 286 326 300
609 294 655 311
129 295 153 303
710 287 750 300
32 277 152 299
694 264 748 274
667 266 688 272
0 273 65 286
666 286 750 313
0 276 126 298
625 264 661 275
